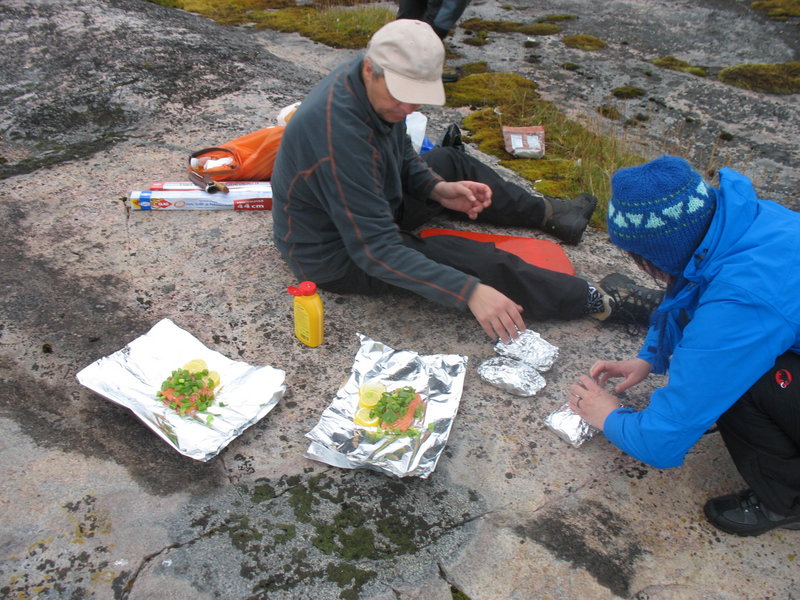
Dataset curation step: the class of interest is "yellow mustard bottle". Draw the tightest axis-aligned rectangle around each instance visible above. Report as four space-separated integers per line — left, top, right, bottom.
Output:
287 281 324 347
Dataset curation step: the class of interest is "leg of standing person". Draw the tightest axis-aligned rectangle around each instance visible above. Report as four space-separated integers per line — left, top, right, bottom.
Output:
421 0 443 26
401 147 597 245
430 0 471 39
704 351 800 535
397 0 467 80
396 0 428 21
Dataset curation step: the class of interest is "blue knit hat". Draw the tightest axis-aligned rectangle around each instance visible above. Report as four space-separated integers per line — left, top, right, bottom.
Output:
607 156 716 275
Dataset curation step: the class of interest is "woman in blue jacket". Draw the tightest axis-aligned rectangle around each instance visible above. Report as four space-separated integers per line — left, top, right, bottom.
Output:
568 155 800 536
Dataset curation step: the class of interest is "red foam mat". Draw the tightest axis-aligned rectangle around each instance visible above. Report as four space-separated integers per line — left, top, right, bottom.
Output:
419 228 574 275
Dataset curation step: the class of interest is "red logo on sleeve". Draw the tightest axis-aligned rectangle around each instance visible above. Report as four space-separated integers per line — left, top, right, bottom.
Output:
775 369 793 388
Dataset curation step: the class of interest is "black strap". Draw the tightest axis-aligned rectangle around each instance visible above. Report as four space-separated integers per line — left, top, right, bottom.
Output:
187 170 229 194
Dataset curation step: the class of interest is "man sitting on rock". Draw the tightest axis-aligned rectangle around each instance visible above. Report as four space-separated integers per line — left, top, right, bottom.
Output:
272 19 651 342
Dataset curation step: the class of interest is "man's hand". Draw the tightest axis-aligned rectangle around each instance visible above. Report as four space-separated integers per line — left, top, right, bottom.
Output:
589 357 651 393
467 283 525 342
430 181 491 220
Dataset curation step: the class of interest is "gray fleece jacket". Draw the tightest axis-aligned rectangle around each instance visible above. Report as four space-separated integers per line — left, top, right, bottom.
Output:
271 57 478 310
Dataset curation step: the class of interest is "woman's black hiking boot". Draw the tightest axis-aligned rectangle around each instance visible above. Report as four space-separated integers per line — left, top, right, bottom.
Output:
704 490 800 536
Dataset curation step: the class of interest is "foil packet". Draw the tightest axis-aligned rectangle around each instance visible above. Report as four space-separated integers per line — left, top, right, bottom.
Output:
493 329 559 371
476 356 546 397
479 329 558 396
305 334 468 478
76 318 286 461
544 401 598 448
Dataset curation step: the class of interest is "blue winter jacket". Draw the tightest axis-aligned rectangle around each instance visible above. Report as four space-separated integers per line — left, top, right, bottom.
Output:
603 168 800 468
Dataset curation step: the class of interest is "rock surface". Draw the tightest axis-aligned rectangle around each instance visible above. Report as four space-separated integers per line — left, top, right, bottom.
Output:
0 1 798 599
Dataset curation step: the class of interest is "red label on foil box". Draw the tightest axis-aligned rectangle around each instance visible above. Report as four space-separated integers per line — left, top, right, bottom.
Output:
233 199 272 210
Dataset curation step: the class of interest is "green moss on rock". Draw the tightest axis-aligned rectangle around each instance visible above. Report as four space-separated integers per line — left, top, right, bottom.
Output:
597 104 622 120
326 562 376 600
539 14 576 23
717 61 800 94
453 70 643 224
652 56 708 77
445 73 539 108
612 86 646 99
460 61 490 76
751 0 800 19
517 23 562 35
562 34 606 50
463 31 489 46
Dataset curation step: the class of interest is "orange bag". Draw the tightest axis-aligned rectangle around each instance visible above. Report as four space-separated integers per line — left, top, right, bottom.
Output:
189 125 285 182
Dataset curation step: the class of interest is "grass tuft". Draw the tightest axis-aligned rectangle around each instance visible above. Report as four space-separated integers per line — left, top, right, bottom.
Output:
539 14 576 23
750 0 800 19
717 62 800 94
562 34 606 50
252 5 395 48
652 56 708 77
612 86 646 99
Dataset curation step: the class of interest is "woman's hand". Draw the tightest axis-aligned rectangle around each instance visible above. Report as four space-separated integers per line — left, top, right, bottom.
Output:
589 357 652 393
567 375 622 430
430 181 492 220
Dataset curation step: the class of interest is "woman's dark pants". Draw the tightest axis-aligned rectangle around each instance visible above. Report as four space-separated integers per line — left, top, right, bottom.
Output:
717 351 800 515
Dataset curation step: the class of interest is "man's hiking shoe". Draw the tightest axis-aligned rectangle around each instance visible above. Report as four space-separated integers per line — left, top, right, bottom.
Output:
540 193 597 245
704 490 800 536
596 272 663 328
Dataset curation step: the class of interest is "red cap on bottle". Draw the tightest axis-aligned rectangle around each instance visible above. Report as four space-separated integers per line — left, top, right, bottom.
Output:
287 281 317 296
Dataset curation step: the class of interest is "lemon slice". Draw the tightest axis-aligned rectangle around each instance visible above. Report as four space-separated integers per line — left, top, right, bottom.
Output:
183 359 208 373
358 381 386 408
207 370 221 389
354 406 379 427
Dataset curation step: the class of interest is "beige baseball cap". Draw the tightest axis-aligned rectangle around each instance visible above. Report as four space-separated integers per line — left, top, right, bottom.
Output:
366 19 445 106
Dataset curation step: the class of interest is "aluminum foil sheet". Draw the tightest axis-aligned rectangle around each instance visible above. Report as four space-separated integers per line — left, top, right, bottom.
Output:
305 334 468 478
544 401 598 448
494 330 559 371
76 318 286 461
477 356 546 396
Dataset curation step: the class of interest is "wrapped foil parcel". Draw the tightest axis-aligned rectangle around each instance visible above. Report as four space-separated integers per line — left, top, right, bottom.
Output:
544 401 598 448
478 329 559 396
76 318 286 461
493 330 559 371
305 334 468 478
477 356 545 396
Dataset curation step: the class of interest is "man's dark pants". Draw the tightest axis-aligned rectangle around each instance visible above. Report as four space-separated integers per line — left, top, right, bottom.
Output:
319 148 590 322
717 350 800 515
